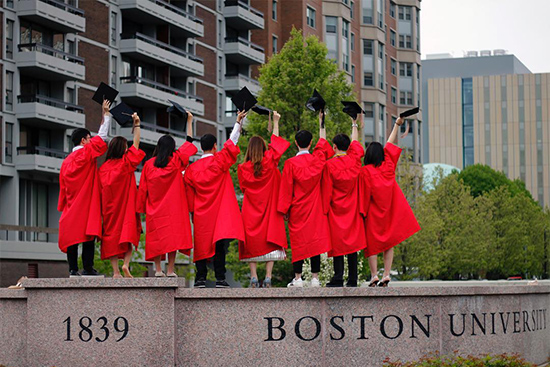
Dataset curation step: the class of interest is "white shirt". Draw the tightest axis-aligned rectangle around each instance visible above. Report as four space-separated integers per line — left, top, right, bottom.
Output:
229 116 246 145
200 153 214 159
97 115 111 141
296 150 310 156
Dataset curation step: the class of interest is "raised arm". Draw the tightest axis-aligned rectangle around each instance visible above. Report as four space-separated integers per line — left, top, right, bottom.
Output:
319 110 326 140
351 114 361 142
186 111 194 141
132 113 141 149
97 99 112 141
387 117 404 146
272 111 280 137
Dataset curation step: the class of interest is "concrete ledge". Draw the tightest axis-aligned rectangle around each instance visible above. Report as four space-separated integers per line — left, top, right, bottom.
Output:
21 277 180 289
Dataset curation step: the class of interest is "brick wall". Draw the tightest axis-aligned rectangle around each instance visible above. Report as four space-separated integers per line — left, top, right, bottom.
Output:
385 0 398 121
197 44 216 85
196 6 217 48
80 0 109 44
196 121 216 136
196 83 217 122
79 88 102 132
196 0 216 11
79 41 109 88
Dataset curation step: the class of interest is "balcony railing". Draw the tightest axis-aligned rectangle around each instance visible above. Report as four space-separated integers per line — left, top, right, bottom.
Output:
140 121 186 138
16 146 68 159
17 95 84 113
225 74 260 85
224 0 263 17
147 0 203 24
18 43 85 65
120 33 203 64
224 37 264 53
120 76 204 103
37 0 85 17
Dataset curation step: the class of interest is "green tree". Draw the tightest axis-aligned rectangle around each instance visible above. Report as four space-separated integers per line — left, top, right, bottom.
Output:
457 164 532 199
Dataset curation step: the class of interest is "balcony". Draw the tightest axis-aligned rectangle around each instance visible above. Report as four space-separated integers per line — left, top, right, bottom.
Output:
223 74 261 95
127 121 186 147
120 33 204 77
119 0 203 38
224 37 265 65
16 43 85 81
16 0 85 33
15 146 67 175
16 95 85 130
119 76 204 116
223 0 264 30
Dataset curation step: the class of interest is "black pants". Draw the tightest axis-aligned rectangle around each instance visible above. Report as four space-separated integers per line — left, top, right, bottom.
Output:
332 252 358 282
67 240 95 272
293 255 321 274
195 239 230 281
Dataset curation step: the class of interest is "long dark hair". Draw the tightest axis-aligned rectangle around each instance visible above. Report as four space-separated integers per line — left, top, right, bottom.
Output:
153 135 176 168
364 142 385 167
244 136 267 177
105 136 128 160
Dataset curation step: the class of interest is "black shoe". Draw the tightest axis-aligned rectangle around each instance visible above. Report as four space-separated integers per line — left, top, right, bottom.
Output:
194 278 206 288
326 279 344 288
81 268 101 276
69 270 81 277
346 281 358 287
215 280 230 288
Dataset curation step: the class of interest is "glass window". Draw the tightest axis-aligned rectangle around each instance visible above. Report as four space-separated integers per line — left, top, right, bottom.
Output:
110 12 117 46
391 88 397 104
307 7 316 28
390 2 395 17
390 30 396 47
5 122 13 163
377 0 383 28
378 43 384 90
362 0 373 24
6 20 14 59
272 35 278 54
6 71 14 111
272 0 277 20
350 1 354 19
391 59 396 75
399 6 411 20
363 72 373 87
351 65 355 83
351 33 355 51
399 62 412 77
325 17 338 60
326 16 337 33
111 56 117 87
342 21 349 71
363 39 373 55
364 102 374 118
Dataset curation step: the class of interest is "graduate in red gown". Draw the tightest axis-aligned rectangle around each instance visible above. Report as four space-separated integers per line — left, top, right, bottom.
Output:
99 113 145 278
359 116 421 287
278 111 335 288
238 111 290 288
324 114 365 288
58 100 112 276
136 114 197 277
184 111 246 288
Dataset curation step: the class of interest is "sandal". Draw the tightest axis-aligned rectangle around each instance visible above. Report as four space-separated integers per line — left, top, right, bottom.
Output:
166 273 178 278
378 276 391 287
262 277 271 288
154 271 166 277
8 276 27 289
368 277 379 287
250 277 259 288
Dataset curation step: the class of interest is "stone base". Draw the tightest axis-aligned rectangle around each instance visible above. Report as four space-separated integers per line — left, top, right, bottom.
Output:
0 279 548 366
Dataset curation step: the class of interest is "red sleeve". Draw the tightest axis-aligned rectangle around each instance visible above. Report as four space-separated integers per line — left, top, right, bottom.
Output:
174 141 198 169
277 161 293 215
237 165 246 195
384 142 402 168
359 170 371 217
136 164 148 214
321 165 333 215
215 139 240 171
265 135 290 164
183 169 195 213
312 138 335 162
57 169 67 211
347 140 364 161
123 146 146 170
85 136 108 159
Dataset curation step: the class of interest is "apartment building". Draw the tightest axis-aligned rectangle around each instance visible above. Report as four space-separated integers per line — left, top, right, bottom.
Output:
0 0 421 284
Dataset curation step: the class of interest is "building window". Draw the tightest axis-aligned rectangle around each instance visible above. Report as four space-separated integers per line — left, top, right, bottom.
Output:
351 65 355 83
110 56 117 87
110 12 117 46
362 0 373 24
351 33 355 51
391 59 396 75
307 7 316 28
326 16 337 33
462 78 474 167
390 30 396 47
399 35 412 49
379 104 385 141
400 91 413 105
399 6 411 20
377 0 384 28
364 103 374 118
272 0 277 20
5 122 13 163
363 72 373 87
390 2 395 17
391 88 397 104
378 42 384 90
6 71 14 111
342 21 350 71
363 39 373 55
272 35 278 54
399 62 413 77
325 16 338 60
6 20 14 59
350 1 354 19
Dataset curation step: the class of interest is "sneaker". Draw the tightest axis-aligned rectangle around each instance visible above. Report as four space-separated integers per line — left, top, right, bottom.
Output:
216 280 230 288
81 268 102 277
194 278 206 288
287 278 303 288
310 278 320 288
326 279 344 287
250 277 259 288
69 270 81 277
262 277 272 288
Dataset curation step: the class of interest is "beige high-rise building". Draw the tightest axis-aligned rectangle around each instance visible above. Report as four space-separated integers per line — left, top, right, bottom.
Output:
425 55 550 207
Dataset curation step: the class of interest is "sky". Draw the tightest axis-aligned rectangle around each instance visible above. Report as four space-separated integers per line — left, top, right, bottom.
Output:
420 0 550 73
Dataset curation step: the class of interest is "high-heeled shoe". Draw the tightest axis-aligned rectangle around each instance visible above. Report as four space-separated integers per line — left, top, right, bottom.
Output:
368 277 379 287
377 276 391 287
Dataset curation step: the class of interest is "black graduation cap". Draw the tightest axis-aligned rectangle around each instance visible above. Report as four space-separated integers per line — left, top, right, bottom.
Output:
110 102 134 126
305 89 326 112
399 107 420 118
341 101 363 120
167 100 188 120
251 105 272 116
92 82 119 105
231 87 257 112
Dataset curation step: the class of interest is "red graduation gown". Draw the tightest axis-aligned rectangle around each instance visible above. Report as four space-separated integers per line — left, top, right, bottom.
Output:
136 142 197 261
184 140 244 262
99 146 146 260
359 142 420 257
277 138 335 263
58 136 107 252
325 140 366 257
237 135 290 260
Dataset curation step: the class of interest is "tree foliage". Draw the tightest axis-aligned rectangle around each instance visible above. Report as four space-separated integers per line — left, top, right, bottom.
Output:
457 164 532 199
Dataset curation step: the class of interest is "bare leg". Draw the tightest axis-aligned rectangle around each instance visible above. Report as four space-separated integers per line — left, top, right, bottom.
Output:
122 245 133 278
382 248 394 279
249 262 258 279
265 261 274 279
154 256 162 273
368 255 378 279
110 257 122 278
167 251 177 275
